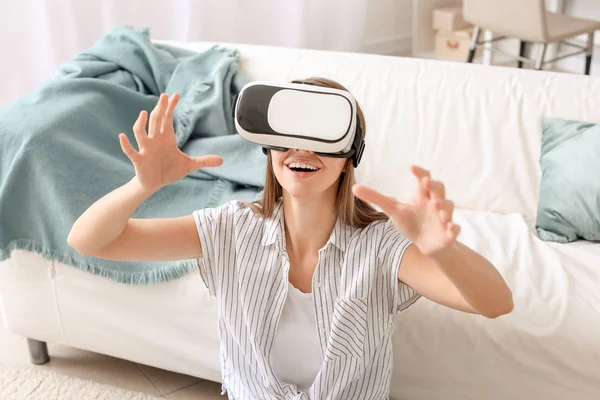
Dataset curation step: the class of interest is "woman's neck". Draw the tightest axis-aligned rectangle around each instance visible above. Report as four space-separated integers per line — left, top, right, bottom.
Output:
282 190 337 256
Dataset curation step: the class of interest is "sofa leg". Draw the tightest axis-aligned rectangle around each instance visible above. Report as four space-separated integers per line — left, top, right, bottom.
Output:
27 338 50 365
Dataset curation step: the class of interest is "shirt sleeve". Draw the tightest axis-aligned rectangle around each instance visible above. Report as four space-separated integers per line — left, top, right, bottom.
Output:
378 220 421 314
192 201 237 297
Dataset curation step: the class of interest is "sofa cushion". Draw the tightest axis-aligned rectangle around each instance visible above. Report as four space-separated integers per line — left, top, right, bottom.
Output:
535 117 600 242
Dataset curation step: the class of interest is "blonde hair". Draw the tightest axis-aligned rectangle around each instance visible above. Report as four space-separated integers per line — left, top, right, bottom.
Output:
245 77 388 229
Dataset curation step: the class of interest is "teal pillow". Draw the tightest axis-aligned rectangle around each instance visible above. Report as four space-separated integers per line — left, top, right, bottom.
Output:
536 117 600 243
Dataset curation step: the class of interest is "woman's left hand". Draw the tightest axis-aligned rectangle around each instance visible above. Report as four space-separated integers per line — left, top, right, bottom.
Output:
352 165 460 256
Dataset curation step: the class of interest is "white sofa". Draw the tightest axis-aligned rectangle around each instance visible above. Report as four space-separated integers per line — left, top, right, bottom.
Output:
1 41 600 400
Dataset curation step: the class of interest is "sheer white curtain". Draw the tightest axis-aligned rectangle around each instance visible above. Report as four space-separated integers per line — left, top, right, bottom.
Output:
1 0 368 107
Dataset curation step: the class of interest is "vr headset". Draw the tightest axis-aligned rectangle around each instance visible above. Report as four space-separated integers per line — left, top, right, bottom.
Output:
232 81 365 167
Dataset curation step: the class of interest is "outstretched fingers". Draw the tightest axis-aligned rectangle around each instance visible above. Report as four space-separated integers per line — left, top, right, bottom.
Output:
429 180 446 200
352 184 398 214
162 93 179 134
410 165 431 180
191 155 224 170
149 93 168 137
446 221 461 241
433 199 454 224
411 165 446 202
432 199 460 240
119 133 139 163
133 110 148 148
411 165 430 200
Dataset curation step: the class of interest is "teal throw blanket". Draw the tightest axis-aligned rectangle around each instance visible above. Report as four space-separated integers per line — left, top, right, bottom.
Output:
0 26 266 284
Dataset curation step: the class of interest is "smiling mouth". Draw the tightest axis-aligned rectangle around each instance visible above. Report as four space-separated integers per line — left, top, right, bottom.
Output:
286 162 320 173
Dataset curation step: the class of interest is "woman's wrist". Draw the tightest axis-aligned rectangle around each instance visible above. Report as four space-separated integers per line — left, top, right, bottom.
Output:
129 176 161 198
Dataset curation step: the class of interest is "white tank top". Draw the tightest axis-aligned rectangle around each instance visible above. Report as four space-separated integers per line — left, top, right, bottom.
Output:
270 282 323 394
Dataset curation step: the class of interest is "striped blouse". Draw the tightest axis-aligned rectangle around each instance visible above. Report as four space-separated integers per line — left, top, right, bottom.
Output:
193 199 420 400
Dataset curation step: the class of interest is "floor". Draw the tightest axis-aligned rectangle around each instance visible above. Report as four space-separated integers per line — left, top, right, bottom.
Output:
0 323 223 399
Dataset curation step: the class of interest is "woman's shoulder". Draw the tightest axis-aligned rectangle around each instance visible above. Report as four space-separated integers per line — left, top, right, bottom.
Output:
348 218 406 249
219 200 262 217
221 199 251 211
194 200 258 222
355 218 395 235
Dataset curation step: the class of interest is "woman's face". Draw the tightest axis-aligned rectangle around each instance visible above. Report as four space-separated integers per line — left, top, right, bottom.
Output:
270 149 347 199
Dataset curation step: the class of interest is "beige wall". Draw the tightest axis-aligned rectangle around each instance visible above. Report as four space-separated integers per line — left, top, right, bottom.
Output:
361 0 413 55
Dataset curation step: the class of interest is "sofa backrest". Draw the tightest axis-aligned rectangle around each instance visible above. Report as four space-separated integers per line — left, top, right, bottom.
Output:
165 41 600 219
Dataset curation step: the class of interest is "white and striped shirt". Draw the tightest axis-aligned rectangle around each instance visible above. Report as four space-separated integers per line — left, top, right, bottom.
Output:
193 200 420 400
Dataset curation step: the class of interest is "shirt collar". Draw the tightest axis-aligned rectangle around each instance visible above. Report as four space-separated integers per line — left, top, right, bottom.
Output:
326 218 353 252
261 199 354 252
261 200 284 248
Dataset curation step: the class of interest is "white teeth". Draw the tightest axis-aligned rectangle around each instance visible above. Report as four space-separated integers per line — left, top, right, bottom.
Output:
288 162 318 171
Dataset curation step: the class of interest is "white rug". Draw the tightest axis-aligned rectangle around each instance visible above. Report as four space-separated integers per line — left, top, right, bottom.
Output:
0 363 162 400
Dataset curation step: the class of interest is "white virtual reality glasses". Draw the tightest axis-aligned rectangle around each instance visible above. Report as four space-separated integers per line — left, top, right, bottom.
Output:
232 80 365 167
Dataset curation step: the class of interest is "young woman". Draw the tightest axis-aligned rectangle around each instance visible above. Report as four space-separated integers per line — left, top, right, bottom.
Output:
68 77 513 400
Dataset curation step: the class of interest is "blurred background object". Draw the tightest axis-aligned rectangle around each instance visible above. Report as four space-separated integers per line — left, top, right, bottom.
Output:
413 0 600 74
2 0 600 108
463 0 600 74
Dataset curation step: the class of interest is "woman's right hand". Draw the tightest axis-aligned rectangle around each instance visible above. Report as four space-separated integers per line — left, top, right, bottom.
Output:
119 93 223 193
